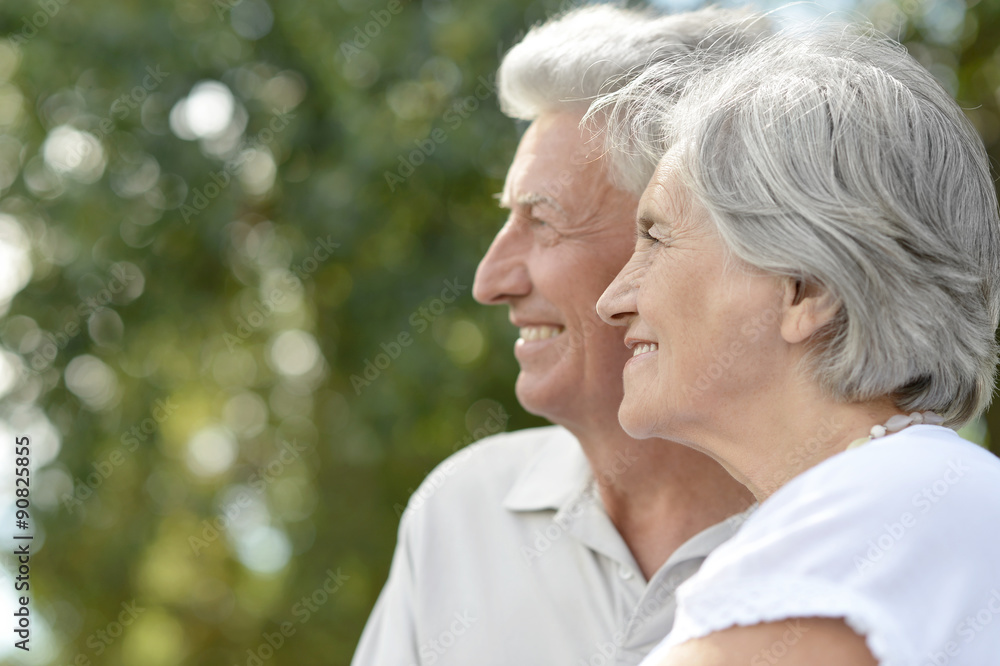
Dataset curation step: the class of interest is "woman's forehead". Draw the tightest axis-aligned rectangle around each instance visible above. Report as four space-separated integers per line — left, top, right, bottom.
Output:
639 161 695 228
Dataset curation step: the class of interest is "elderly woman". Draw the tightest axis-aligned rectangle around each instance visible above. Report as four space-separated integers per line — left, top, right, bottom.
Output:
592 25 1000 666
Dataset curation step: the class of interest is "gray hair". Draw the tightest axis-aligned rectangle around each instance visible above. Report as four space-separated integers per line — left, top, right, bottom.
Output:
497 3 771 196
595 26 1000 426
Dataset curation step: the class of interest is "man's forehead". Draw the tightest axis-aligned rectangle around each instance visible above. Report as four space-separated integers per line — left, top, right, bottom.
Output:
500 112 604 202
498 173 574 210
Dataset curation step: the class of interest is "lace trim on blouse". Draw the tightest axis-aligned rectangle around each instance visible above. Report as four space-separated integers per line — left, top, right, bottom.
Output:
665 575 914 666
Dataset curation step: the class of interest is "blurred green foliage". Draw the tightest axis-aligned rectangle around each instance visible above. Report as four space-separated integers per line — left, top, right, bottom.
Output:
0 0 996 664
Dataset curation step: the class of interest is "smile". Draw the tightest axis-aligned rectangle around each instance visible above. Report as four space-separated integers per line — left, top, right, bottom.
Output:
518 325 564 342
632 343 658 357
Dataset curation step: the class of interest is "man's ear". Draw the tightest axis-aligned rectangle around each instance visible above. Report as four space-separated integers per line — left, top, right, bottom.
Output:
780 277 839 344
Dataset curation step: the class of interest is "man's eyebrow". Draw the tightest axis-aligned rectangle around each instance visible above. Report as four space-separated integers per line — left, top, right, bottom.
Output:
514 192 566 215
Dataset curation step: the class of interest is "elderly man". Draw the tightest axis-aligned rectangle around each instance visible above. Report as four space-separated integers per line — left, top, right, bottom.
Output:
352 6 764 665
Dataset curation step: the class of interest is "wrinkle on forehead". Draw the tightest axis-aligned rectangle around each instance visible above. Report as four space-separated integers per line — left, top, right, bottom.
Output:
503 113 602 189
501 111 637 235
640 152 697 233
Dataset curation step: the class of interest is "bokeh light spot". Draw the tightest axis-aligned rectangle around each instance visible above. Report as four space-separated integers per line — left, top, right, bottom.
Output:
0 214 31 303
268 329 321 377
169 81 236 140
64 355 119 411
185 426 238 477
234 525 291 574
42 125 106 182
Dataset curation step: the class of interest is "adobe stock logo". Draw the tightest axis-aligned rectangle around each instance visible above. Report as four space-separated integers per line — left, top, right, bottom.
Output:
22 263 138 378
351 277 467 394
222 235 339 351
61 398 178 514
83 66 169 146
384 74 498 192
9 0 71 46
338 0 405 62
233 568 350 666
179 108 295 224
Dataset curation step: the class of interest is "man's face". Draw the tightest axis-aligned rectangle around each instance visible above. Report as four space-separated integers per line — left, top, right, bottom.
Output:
472 111 639 430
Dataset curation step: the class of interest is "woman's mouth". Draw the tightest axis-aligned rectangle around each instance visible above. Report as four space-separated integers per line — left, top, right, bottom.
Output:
632 342 658 357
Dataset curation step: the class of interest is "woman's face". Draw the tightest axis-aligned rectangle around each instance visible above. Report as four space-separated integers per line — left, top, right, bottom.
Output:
596 156 788 442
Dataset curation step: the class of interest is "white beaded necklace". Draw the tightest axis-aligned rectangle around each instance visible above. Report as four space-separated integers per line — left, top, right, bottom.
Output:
846 410 945 450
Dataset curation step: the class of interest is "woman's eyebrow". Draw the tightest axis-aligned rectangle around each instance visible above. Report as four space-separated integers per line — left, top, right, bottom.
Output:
637 213 658 233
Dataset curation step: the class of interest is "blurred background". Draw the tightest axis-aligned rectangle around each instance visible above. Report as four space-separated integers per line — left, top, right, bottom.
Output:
0 0 996 664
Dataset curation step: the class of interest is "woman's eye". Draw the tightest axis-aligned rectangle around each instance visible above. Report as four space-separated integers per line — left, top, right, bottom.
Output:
639 228 670 246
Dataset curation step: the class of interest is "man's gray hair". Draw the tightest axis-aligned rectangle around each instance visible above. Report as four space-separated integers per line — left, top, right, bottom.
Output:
497 3 770 196
595 26 1000 426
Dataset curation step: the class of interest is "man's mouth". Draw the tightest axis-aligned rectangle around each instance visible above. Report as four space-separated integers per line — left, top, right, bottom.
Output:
632 343 658 357
518 325 565 342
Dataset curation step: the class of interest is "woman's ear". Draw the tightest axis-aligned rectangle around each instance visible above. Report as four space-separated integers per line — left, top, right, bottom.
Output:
780 277 839 344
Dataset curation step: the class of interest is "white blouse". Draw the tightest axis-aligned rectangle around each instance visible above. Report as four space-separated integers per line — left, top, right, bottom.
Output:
641 424 1000 666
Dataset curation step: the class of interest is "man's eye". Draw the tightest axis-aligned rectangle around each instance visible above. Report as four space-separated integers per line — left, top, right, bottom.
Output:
511 211 545 228
639 228 657 242
531 219 561 238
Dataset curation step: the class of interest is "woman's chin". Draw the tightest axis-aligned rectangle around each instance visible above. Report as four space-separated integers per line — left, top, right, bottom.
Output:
618 403 658 440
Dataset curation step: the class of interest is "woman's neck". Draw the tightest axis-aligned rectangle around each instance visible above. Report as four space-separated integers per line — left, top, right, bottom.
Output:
681 380 907 502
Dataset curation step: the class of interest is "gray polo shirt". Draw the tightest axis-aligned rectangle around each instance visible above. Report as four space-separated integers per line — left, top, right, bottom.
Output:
351 425 747 666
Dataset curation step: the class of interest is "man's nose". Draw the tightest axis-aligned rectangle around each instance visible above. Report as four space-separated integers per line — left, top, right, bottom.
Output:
473 220 532 305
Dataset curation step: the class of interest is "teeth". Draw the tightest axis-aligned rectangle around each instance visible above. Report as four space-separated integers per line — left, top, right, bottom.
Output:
519 325 564 342
632 343 659 357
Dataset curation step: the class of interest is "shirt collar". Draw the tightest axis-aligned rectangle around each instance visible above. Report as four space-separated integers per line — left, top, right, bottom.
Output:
500 425 759 568
502 426 592 512
662 504 756 566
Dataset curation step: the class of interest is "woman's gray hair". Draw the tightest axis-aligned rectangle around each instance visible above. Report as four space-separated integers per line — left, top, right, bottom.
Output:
594 26 1000 426
497 3 770 196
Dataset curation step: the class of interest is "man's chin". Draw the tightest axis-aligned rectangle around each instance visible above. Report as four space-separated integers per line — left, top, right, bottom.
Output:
513 372 575 424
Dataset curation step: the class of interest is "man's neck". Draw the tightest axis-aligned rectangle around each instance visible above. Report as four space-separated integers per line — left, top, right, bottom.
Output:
571 424 754 581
